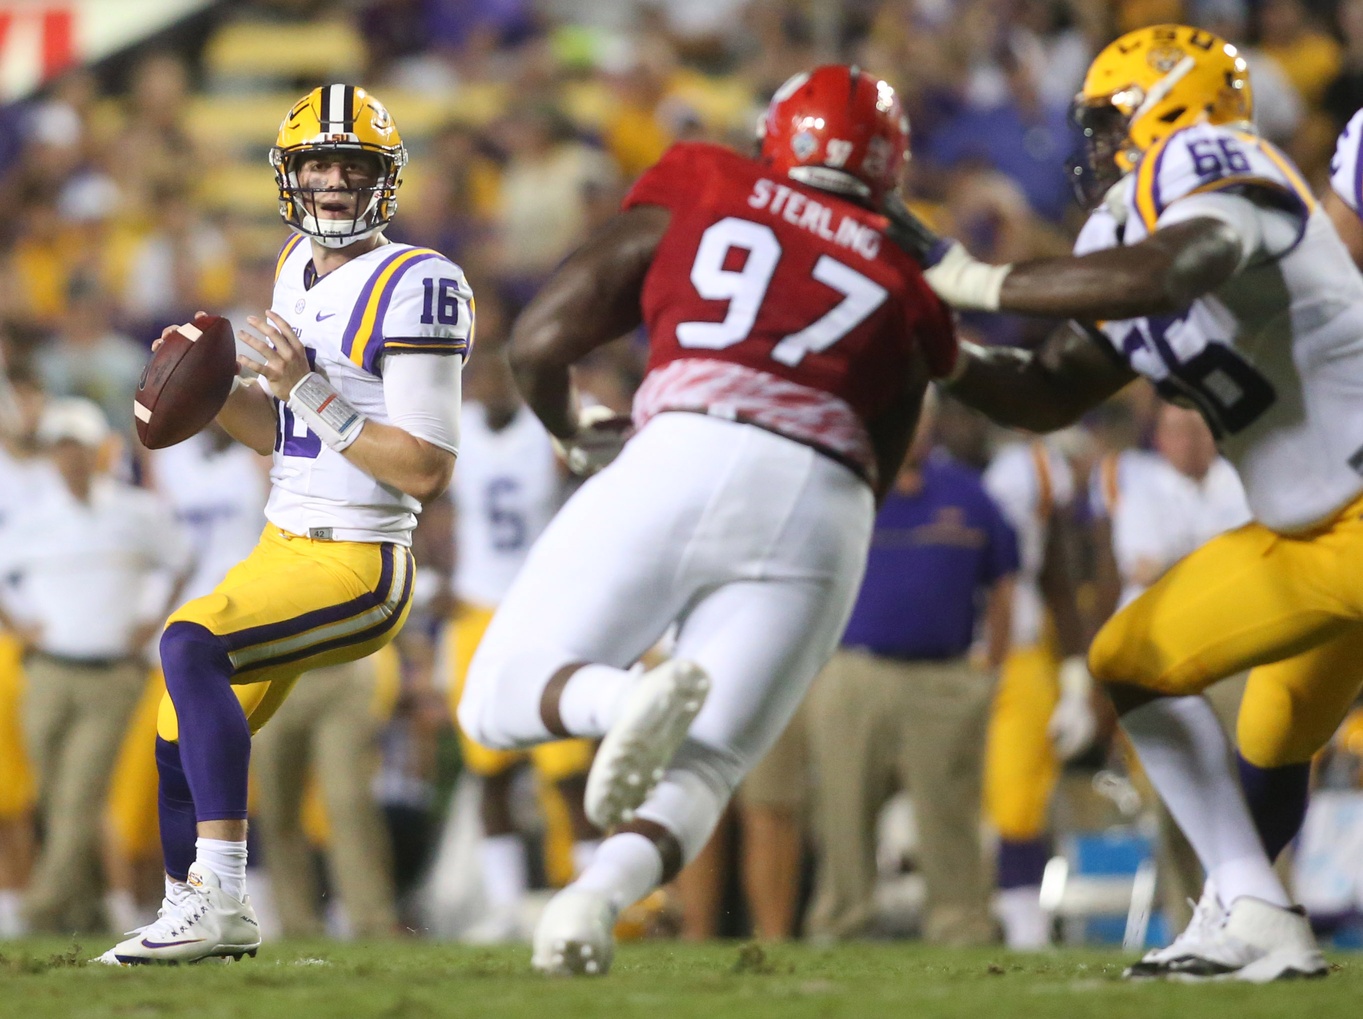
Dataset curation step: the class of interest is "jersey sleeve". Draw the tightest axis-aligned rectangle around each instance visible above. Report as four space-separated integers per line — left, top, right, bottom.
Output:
623 143 725 212
1330 108 1363 214
346 250 473 376
1130 123 1313 235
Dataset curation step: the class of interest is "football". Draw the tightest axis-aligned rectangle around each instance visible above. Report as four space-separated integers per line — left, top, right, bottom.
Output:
134 314 238 450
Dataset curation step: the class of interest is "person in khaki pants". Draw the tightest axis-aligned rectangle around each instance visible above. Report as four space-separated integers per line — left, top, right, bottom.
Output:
0 398 189 932
804 413 1017 945
251 649 400 938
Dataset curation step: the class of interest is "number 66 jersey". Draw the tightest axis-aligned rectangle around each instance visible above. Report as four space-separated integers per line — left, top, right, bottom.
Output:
268 236 471 544
1074 121 1363 533
625 142 957 496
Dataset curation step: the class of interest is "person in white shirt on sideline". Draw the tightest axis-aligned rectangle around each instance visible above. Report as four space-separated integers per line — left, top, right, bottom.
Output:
0 398 190 932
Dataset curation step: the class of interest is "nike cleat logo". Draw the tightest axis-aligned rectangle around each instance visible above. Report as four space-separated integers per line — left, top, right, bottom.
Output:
141 938 206 949
316 311 337 321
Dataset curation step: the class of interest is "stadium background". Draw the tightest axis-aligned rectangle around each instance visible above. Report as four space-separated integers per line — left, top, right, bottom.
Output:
1 0 1362 950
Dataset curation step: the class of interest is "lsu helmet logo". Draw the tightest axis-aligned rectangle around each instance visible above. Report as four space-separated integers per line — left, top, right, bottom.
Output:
269 84 408 249
1147 46 1185 74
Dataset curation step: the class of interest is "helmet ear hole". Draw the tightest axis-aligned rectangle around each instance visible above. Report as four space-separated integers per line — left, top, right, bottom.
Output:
1158 106 1187 123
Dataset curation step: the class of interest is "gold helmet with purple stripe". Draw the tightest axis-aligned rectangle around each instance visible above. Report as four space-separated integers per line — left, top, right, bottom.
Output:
270 84 407 248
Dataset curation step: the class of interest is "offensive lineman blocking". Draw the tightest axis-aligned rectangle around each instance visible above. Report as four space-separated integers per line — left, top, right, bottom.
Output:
903 25 1356 980
100 85 468 964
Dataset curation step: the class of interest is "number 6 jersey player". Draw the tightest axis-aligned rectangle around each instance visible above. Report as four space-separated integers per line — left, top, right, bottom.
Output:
99 85 468 964
456 65 957 975
907 24 1363 980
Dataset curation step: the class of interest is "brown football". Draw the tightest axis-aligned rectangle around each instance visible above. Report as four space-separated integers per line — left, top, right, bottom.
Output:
134 315 238 450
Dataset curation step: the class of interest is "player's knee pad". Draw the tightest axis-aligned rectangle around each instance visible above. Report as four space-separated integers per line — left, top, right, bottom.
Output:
159 621 233 701
635 738 743 865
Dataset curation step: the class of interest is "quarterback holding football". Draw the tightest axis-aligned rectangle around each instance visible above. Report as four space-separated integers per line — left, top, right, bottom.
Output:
101 85 468 965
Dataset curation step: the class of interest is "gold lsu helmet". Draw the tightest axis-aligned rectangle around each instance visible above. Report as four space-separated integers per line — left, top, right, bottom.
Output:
270 84 407 248
1072 24 1252 196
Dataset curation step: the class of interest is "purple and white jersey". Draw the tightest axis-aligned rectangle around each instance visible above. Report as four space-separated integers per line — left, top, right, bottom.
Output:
266 236 471 544
1330 108 1363 215
1073 122 1363 533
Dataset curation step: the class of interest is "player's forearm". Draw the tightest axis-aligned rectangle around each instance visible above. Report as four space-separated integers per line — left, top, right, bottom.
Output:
998 223 1234 319
947 343 1092 432
509 353 578 440
216 384 276 455
343 419 455 504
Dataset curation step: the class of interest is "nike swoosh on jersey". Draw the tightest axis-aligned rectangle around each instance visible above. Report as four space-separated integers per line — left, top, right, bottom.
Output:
316 311 337 321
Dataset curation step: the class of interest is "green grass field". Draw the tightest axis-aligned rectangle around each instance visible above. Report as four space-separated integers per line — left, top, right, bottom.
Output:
0 938 1358 1019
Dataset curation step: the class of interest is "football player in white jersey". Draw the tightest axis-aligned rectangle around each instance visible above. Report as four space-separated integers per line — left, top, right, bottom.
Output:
100 85 467 965
981 435 1094 948
896 24 1357 980
1325 107 1363 266
443 327 598 940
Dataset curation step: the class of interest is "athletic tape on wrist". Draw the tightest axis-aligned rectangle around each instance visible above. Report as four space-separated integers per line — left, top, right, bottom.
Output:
287 372 366 451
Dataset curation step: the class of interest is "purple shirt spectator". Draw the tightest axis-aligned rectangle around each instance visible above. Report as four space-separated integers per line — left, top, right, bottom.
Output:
841 452 1019 661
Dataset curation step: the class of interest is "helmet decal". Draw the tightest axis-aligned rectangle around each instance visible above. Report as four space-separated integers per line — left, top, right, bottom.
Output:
758 64 909 206
269 84 407 248
1072 24 1253 203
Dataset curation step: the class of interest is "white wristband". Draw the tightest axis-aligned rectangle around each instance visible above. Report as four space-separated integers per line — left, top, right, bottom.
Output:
1058 655 1093 698
923 242 1012 312
287 372 366 451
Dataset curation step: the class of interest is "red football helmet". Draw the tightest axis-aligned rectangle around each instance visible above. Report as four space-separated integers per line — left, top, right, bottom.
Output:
759 65 910 205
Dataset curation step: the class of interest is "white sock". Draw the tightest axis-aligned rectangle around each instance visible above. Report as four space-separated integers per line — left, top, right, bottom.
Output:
571 832 663 914
104 890 141 933
479 834 528 910
557 664 635 738
0 889 26 937
996 886 1050 949
1122 696 1289 907
571 838 600 878
195 837 249 901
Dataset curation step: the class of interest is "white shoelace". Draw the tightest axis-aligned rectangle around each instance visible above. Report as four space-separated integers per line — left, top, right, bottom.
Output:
134 890 209 941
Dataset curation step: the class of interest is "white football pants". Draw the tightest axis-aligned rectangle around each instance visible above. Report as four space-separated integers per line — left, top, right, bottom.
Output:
459 411 873 861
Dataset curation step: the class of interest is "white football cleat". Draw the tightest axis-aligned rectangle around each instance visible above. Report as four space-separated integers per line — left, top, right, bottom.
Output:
584 659 710 830
95 863 260 966
1127 887 1327 982
531 887 617 976
1125 882 1227 979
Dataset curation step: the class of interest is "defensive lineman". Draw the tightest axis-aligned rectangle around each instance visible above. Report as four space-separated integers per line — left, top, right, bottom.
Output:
459 65 957 975
100 85 468 964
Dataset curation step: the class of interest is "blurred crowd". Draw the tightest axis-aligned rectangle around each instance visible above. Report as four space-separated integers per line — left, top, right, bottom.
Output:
2 0 1363 947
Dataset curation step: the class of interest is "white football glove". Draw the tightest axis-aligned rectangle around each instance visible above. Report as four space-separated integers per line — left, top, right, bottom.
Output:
552 404 634 476
1048 655 1098 762
922 242 1012 312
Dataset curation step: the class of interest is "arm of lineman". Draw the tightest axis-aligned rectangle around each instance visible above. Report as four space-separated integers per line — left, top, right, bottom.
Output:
884 201 1255 432
239 310 458 504
509 205 669 443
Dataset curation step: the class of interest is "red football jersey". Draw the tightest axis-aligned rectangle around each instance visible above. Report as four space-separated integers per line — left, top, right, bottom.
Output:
623 142 956 491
